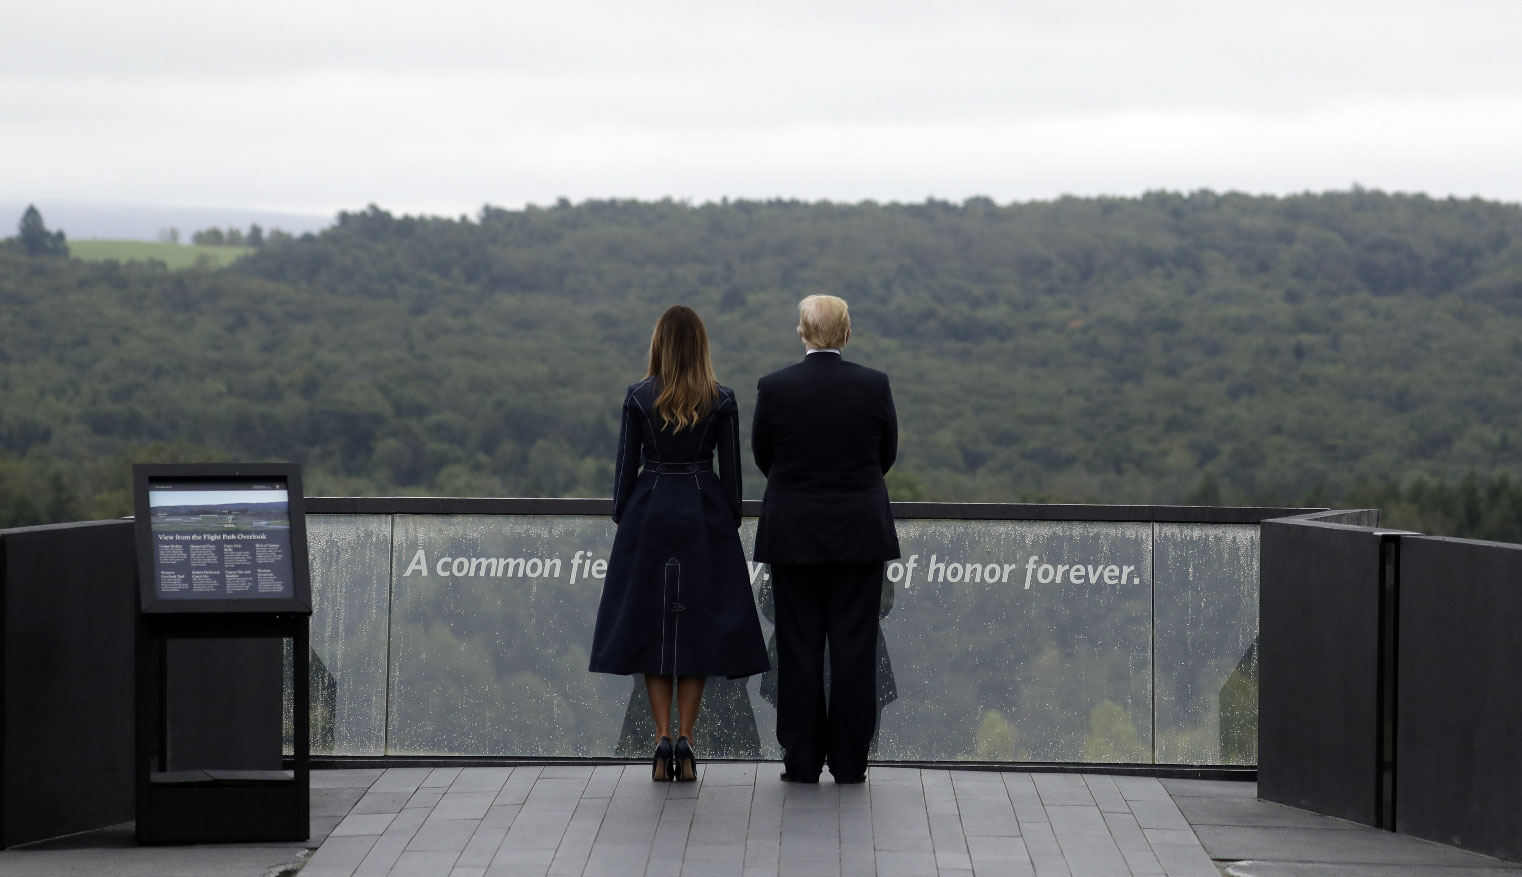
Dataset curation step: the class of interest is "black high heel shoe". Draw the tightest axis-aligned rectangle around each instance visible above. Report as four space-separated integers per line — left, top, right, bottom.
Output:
652 736 674 782
674 736 698 782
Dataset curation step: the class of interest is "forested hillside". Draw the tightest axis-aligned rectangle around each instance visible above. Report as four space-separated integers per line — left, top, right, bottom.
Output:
4 190 1522 539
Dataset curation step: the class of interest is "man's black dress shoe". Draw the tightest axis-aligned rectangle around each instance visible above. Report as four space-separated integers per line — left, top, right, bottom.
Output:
832 774 866 784
779 771 819 783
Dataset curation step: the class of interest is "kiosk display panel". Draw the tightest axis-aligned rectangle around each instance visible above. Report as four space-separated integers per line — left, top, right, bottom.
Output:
133 464 312 614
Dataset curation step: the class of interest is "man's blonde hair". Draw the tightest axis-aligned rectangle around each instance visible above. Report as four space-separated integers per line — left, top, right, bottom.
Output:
798 294 851 350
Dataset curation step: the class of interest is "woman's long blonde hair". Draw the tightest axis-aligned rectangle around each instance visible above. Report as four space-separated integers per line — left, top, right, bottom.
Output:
646 306 720 431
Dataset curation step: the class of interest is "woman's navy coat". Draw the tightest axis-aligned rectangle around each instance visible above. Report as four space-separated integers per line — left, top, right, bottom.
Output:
588 379 769 679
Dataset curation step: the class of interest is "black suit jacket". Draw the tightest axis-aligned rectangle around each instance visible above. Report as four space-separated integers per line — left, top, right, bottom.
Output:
751 352 900 565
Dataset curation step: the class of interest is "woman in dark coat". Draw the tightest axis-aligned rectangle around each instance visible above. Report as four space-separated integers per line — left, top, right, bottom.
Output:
589 305 768 781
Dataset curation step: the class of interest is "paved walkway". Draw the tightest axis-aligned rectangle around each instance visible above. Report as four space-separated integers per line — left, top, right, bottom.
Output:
4 765 1518 876
297 766 1522 877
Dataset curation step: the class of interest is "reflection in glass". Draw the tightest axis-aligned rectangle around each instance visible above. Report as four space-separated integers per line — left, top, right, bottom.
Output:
1153 523 1261 765
1218 638 1258 764
878 520 1153 763
298 512 1267 766
387 515 778 757
387 515 622 755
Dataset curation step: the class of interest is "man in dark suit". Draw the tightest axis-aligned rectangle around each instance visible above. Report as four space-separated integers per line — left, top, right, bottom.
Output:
752 294 899 783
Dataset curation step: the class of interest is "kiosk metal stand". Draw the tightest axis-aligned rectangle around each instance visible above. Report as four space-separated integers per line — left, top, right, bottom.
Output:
132 463 314 844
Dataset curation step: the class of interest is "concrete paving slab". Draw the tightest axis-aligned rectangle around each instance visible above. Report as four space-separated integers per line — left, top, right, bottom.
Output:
492 844 556 867
391 848 459 874
501 807 576 852
409 789 446 810
678 860 745 877
371 767 435 793
310 814 345 844
422 768 463 789
1226 862 1522 876
1117 845 1165 875
303 833 378 874
485 865 550 877
581 765 625 798
428 792 498 822
1176 794 1366 830
1143 827 1202 847
312 769 385 789
866 767 920 784
481 805 524 831
526 777 592 809
538 766 597 780
483 864 550 877
386 808 431 838
1111 775 1171 802
581 841 651 875
457 827 508 868
875 849 938 876
1080 774 1131 815
1148 839 1220 877
966 835 1035 876
1160 778 1258 798
1196 824 1522 868
350 790 414 815
702 763 759 786
409 819 481 853
683 842 746 863
951 775 1020 838
1128 798 1192 831
1003 773 1050 826
331 812 398 837
354 833 412 875
313 787 369 816
1017 821 1071 876
1032 774 1093 807
450 768 514 794
546 799 608 876
1046 805 1129 876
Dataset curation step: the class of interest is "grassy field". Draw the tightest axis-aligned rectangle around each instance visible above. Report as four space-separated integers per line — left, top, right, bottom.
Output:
68 239 253 269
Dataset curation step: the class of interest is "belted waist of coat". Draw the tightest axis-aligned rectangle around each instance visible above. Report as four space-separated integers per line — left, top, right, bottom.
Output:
644 461 713 475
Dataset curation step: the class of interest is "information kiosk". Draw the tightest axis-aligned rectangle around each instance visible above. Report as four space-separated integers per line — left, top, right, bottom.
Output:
132 463 313 844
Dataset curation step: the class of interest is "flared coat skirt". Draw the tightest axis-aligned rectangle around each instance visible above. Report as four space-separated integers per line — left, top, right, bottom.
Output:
589 471 768 679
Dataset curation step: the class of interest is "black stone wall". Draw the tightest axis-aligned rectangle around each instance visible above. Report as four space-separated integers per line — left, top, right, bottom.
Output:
1261 513 1522 864
0 520 137 848
1396 536 1522 863
1258 517 1387 825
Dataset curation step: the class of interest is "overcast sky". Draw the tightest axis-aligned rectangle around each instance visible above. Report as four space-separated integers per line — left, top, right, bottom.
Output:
5 0 1522 219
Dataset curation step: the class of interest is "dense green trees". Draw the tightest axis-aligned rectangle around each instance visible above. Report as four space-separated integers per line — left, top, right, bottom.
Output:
3 191 1522 540
187 223 277 247
12 205 67 257
191 225 244 246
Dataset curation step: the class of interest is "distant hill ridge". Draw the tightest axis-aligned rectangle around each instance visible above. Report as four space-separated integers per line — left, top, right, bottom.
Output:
4 189 1522 535
0 201 331 242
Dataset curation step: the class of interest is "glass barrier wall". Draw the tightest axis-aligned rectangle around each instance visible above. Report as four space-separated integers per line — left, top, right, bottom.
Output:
1153 523 1261 765
297 512 1262 765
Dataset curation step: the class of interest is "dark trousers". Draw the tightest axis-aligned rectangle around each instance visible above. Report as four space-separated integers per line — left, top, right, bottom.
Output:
771 562 882 781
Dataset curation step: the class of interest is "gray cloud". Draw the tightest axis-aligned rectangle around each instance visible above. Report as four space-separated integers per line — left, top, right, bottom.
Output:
4 0 1521 216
